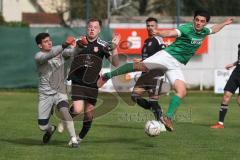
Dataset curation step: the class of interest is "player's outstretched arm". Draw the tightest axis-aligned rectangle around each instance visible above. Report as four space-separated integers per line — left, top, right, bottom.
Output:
62 36 87 59
35 46 63 64
108 33 121 67
35 36 76 64
225 61 237 70
211 18 233 34
151 29 179 38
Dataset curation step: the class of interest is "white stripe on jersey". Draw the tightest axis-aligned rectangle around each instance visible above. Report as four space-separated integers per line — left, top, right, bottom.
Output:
97 37 108 47
175 29 181 37
154 36 165 45
208 27 213 34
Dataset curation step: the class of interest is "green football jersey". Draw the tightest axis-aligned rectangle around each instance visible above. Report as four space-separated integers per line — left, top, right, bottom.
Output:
165 22 212 65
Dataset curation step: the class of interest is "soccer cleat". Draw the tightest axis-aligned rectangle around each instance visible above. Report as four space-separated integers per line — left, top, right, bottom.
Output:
210 122 224 129
68 136 79 148
97 74 109 88
42 125 57 144
160 116 174 132
57 121 65 133
76 136 83 143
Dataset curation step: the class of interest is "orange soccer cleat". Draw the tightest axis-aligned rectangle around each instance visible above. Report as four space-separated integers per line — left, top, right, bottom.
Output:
210 122 224 129
160 116 174 131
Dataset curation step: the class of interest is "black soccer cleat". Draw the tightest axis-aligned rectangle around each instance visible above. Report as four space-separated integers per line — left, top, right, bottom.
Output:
42 125 57 144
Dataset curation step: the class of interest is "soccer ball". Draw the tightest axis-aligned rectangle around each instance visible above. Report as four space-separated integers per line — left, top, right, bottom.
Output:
144 120 166 136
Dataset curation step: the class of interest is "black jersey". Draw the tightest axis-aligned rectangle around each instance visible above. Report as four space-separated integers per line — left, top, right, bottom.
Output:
141 36 166 60
237 44 240 66
224 44 240 94
68 37 111 87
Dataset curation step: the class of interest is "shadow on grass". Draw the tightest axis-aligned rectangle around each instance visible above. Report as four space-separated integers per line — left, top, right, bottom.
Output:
88 137 156 148
94 123 143 130
0 138 66 146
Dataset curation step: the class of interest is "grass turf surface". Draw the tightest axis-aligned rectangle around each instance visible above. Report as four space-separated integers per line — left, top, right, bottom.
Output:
0 91 240 160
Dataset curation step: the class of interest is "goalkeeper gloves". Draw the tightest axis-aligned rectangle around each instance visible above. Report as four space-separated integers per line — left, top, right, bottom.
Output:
76 36 88 48
62 36 75 49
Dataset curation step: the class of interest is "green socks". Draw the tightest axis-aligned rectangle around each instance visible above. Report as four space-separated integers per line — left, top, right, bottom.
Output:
104 62 134 79
166 95 181 119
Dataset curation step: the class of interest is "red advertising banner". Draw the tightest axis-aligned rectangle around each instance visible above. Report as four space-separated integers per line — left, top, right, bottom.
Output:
113 28 208 55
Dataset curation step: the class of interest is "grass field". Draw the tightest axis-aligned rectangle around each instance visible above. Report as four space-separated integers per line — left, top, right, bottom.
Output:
1 90 240 160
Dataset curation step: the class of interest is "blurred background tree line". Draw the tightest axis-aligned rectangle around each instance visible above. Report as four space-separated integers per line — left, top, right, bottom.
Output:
69 0 240 20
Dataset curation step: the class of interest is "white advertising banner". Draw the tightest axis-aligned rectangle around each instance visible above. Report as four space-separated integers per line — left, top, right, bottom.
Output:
214 69 238 94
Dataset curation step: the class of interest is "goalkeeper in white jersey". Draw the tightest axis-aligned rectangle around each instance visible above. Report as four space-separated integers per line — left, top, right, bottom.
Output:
35 32 85 147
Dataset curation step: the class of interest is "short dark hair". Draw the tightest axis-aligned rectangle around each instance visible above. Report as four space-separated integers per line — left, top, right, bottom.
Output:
35 32 50 44
194 10 210 22
87 18 102 27
146 17 158 23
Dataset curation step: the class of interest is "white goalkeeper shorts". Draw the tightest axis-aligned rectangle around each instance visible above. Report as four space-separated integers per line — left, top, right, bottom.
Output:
38 92 68 120
143 50 185 85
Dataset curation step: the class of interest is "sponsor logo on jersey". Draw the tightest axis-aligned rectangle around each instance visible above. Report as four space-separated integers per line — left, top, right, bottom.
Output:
148 42 152 46
191 38 203 45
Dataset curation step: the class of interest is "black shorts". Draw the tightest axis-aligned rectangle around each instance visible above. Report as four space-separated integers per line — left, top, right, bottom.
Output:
134 69 165 96
224 67 240 94
71 81 98 105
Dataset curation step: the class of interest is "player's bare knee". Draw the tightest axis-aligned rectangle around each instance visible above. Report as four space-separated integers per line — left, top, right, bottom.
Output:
73 107 84 114
72 101 84 114
85 105 94 118
174 80 187 99
181 89 187 98
222 94 232 104
134 62 147 72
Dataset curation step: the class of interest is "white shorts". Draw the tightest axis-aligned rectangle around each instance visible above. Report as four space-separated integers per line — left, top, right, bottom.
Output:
143 50 185 85
38 92 68 120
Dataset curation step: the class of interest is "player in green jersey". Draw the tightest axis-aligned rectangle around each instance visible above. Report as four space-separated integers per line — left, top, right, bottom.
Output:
97 10 233 131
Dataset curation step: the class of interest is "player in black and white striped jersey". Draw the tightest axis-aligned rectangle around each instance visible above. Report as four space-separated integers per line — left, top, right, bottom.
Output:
131 17 167 122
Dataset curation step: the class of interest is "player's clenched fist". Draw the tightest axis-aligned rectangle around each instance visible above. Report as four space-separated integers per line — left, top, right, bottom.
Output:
62 36 75 49
76 36 88 48
65 36 75 45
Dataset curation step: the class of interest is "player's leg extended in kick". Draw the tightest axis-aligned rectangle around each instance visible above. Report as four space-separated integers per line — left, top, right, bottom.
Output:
163 79 186 131
97 50 168 88
97 61 148 88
